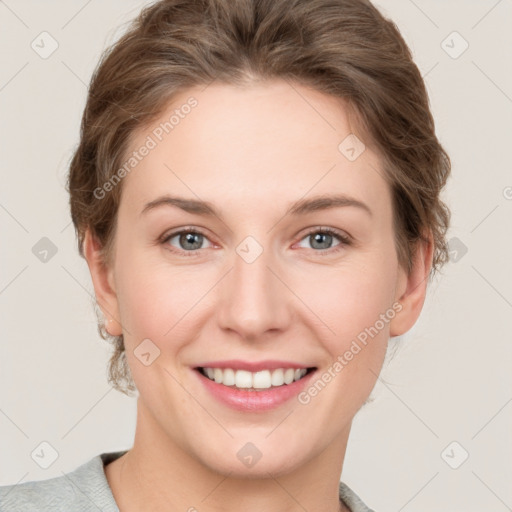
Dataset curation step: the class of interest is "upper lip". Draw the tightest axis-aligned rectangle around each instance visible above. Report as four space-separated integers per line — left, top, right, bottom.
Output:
194 360 316 372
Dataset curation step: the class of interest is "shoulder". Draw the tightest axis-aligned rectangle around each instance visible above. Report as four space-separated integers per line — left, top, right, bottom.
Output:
0 451 126 512
0 473 76 511
339 480 376 512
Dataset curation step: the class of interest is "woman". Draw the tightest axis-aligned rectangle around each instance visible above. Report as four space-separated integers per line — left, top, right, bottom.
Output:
0 0 451 510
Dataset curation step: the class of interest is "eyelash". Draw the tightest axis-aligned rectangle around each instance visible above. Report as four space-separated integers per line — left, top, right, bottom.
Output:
160 226 352 258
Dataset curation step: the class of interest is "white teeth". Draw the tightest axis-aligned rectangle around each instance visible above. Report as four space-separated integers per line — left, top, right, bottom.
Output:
223 368 235 386
253 370 272 389
201 367 309 389
235 370 253 388
213 368 223 384
284 368 295 384
271 369 284 386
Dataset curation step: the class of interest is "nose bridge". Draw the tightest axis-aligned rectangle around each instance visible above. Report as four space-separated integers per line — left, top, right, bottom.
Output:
217 235 290 339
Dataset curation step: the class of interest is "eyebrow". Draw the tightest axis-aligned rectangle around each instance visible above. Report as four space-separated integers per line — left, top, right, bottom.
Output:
141 193 373 219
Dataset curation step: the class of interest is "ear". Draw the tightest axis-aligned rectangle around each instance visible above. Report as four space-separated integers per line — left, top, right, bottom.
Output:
83 228 122 336
389 232 434 337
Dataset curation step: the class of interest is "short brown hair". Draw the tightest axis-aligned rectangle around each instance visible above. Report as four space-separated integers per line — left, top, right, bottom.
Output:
67 0 451 396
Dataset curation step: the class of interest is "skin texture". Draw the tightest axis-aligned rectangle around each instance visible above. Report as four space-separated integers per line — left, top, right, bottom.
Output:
84 80 433 512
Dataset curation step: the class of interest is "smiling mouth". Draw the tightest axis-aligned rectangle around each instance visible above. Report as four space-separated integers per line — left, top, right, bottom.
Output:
196 366 317 391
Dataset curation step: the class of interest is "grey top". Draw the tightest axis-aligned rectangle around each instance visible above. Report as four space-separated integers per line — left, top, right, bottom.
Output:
0 451 375 511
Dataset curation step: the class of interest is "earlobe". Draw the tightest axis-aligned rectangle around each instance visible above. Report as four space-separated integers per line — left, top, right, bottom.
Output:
83 229 123 336
389 233 434 337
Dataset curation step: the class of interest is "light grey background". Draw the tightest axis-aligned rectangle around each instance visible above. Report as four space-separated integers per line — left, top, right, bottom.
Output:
1 1 511 511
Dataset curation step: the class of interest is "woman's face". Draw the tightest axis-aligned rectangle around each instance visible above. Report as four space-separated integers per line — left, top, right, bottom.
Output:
88 80 429 477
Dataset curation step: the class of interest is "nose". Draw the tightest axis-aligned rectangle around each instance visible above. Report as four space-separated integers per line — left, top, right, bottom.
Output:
216 241 292 342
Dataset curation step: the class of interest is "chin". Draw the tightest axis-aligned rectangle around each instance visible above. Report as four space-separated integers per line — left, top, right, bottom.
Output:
187 434 312 479
203 451 304 479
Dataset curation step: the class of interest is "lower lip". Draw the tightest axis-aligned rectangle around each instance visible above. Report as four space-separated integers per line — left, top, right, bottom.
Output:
194 368 316 412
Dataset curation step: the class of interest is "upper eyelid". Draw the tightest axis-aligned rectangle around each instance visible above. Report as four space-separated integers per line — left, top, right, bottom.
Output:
162 227 214 246
301 226 350 239
295 227 351 248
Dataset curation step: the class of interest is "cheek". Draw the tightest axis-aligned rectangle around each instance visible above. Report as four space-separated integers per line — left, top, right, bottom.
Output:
114 257 206 402
303 262 396 343
302 268 395 408
288 262 397 431
117 262 205 343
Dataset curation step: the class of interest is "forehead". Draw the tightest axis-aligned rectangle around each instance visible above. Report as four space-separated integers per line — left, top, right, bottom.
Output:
119 80 391 220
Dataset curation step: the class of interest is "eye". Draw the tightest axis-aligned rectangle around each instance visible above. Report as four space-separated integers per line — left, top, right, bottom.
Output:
160 226 351 257
161 228 213 255
295 227 351 253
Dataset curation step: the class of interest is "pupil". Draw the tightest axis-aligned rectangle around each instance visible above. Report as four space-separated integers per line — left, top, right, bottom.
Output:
311 232 331 250
181 232 202 250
